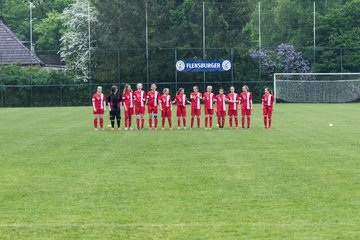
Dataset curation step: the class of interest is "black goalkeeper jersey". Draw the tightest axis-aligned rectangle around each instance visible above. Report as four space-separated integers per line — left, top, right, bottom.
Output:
108 93 122 110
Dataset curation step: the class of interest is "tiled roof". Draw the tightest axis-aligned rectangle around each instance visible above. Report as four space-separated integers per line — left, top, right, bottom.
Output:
0 20 42 65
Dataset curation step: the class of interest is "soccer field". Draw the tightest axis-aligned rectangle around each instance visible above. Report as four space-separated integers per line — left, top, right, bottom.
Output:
0 104 359 239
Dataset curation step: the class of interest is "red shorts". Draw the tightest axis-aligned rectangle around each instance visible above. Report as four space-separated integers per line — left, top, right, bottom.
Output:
124 107 134 116
228 109 238 117
191 108 201 117
93 108 104 115
177 106 186 117
263 107 273 117
148 105 158 114
135 104 145 115
216 110 226 117
204 108 214 115
161 108 172 118
241 108 252 116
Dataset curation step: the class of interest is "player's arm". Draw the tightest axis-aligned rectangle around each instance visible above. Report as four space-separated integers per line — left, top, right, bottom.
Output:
103 96 107 111
119 95 122 110
92 96 96 112
159 100 163 111
122 97 127 112
107 96 111 111
145 94 149 105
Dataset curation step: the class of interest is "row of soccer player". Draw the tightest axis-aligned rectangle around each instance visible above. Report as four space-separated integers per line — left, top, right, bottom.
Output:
92 83 275 131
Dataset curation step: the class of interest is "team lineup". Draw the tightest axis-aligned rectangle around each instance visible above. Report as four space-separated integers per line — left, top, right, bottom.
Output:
92 84 275 131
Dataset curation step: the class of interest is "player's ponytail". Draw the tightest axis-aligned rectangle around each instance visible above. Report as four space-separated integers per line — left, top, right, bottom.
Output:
123 84 130 94
243 85 249 92
177 88 184 95
265 87 273 95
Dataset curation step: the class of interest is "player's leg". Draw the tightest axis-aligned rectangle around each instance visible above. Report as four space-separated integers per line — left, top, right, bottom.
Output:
110 111 115 130
222 115 225 128
153 108 158 129
141 113 145 129
116 110 121 130
93 113 99 130
196 115 201 128
124 111 128 130
136 114 141 129
209 111 213 129
190 108 194 128
246 110 251 128
268 108 273 128
182 108 186 129
241 109 245 128
205 115 209 129
168 110 172 130
128 109 133 130
135 107 140 129
229 112 233 129
99 114 104 130
263 108 268 129
148 107 153 130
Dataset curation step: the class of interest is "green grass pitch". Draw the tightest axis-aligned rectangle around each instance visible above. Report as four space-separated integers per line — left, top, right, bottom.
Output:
0 104 360 239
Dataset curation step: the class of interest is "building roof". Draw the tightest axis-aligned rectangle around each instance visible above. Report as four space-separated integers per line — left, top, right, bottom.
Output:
0 20 42 65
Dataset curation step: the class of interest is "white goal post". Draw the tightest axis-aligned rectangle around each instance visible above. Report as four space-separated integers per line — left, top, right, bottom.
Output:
273 73 360 103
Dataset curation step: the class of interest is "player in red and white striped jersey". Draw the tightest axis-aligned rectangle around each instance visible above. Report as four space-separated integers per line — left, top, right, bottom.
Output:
262 87 275 129
92 86 106 130
159 88 172 130
203 86 215 130
122 84 134 130
190 86 202 128
173 88 190 130
240 85 253 129
214 88 227 129
146 83 160 130
134 83 146 130
226 86 240 129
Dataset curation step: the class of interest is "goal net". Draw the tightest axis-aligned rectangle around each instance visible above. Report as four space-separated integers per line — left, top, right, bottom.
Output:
274 73 360 103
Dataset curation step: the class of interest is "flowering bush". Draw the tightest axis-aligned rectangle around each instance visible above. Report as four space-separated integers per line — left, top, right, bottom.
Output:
250 44 311 75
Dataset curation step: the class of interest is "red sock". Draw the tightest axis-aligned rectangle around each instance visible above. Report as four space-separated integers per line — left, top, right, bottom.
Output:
177 119 181 127
149 119 152 128
168 118 172 128
229 118 233 128
242 117 245 127
191 118 194 128
247 117 251 128
197 117 200 128
141 118 145 128
268 117 272 128
209 117 213 128
136 119 140 129
205 117 208 128
94 118 98 128
222 117 225 127
162 118 165 128
129 117 132 128
183 118 186 127
264 116 267 128
100 118 103 128
154 119 158 128
235 118 239 128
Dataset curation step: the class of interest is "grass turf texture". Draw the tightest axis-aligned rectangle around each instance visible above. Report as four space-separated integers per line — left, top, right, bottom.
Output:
0 104 359 239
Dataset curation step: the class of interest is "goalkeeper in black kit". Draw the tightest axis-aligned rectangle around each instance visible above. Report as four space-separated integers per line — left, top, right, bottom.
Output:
108 85 122 131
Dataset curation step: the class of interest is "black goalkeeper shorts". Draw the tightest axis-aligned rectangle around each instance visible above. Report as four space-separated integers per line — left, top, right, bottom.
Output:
110 110 121 120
